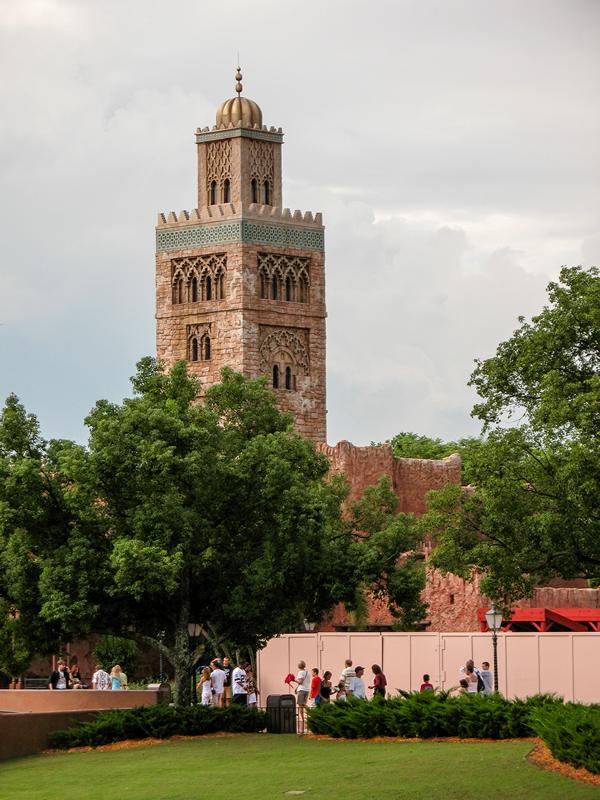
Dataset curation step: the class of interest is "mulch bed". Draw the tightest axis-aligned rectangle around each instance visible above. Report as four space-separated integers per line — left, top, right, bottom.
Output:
527 740 600 787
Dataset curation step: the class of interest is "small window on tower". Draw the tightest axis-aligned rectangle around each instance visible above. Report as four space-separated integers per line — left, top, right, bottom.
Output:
271 274 278 300
285 276 293 302
272 365 279 389
191 276 198 303
223 178 231 203
251 178 258 204
206 276 212 301
263 180 270 205
209 181 217 205
285 366 292 390
203 336 211 361
190 337 199 362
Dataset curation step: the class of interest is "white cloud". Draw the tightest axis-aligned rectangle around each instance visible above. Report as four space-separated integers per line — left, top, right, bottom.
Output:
0 0 598 445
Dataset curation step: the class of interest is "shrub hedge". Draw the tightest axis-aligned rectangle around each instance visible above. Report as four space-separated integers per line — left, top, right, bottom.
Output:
307 692 559 740
48 703 267 749
531 702 600 775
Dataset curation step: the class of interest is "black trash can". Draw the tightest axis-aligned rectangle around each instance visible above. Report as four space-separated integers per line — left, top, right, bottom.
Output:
266 693 296 733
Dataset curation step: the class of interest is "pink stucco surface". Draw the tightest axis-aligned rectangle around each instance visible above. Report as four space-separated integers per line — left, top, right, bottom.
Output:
257 632 600 703
0 689 164 713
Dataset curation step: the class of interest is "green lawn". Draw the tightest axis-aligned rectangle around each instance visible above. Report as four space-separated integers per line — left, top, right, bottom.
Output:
0 735 597 800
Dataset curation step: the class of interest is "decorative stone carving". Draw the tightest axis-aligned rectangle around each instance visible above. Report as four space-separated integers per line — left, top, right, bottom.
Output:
259 326 309 375
206 139 232 192
249 139 275 186
257 253 310 302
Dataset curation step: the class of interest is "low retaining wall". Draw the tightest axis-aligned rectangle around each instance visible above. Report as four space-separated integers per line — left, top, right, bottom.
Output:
0 710 99 760
0 689 168 713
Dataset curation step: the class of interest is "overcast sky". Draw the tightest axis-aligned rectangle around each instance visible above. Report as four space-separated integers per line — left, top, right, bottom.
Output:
1 0 599 446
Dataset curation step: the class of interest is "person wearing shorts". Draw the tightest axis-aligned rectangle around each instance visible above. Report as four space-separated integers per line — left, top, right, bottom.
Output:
291 660 310 728
222 656 233 705
211 660 226 706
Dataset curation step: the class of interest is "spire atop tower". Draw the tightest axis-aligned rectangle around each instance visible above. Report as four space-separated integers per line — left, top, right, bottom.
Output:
216 66 262 129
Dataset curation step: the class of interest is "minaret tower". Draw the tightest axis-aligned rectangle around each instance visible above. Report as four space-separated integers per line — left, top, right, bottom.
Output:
155 69 326 441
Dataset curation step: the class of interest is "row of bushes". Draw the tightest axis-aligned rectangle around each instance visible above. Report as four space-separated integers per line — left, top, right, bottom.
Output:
48 703 267 749
307 692 600 774
307 691 557 740
48 692 600 776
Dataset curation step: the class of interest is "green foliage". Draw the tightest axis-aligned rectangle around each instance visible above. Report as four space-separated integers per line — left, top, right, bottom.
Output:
341 476 427 629
93 636 140 677
307 692 561 740
48 703 267 749
0 360 426 701
425 266 600 600
531 702 600 774
389 433 484 484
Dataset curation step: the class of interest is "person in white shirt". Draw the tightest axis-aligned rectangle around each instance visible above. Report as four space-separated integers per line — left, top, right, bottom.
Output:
231 661 248 705
291 660 311 725
351 666 367 699
211 661 226 706
340 659 356 695
91 664 111 690
480 661 493 694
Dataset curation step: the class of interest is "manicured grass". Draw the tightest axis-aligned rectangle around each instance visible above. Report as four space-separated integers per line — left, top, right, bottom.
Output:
0 735 598 800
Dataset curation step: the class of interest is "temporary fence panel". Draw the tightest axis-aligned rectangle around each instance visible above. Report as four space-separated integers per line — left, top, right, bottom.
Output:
409 634 439 692
539 635 573 700
572 635 600 704
349 634 382 675
319 634 351 680
381 634 411 696
257 631 600 703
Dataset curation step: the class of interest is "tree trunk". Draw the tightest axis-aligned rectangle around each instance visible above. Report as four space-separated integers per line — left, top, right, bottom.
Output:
171 627 193 706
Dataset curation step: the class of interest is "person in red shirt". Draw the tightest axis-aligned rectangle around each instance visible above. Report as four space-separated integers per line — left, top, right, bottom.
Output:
420 673 434 692
310 667 322 705
369 664 387 698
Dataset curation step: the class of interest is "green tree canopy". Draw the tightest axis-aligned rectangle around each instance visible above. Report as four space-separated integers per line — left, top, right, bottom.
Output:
0 360 428 702
426 266 600 603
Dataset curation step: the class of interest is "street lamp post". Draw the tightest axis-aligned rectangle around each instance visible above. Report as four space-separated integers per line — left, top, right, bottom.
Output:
485 603 503 692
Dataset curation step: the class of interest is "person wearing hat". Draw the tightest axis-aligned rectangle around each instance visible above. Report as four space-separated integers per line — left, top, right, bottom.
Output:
351 666 367 699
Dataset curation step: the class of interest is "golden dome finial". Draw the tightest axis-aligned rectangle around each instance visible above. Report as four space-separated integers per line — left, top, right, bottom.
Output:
216 66 262 129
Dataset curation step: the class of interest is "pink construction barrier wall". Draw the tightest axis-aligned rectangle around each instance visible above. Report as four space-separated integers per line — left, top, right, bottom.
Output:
257 632 600 704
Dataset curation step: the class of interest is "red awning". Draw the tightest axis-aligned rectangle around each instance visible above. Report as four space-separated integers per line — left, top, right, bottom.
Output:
477 607 600 633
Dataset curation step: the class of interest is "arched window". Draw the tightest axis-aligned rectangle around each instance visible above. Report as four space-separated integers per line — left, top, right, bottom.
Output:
190 337 199 362
272 365 279 389
217 272 224 300
209 180 217 205
251 178 258 203
285 366 292 390
263 180 270 205
271 274 278 300
191 276 198 303
299 274 309 303
173 276 184 304
203 336 211 361
259 271 267 299
223 178 231 203
285 276 293 302
206 275 212 301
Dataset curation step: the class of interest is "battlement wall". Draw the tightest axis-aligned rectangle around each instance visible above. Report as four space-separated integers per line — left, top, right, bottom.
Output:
157 203 323 229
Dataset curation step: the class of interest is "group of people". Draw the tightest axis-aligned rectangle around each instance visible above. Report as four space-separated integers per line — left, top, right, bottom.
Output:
48 659 128 690
290 659 387 719
288 655 494 713
196 656 259 708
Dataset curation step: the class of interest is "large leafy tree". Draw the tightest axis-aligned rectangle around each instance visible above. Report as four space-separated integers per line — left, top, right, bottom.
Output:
0 360 428 702
426 266 600 602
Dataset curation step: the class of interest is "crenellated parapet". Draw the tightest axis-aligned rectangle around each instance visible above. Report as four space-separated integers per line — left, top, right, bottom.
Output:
156 202 324 253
